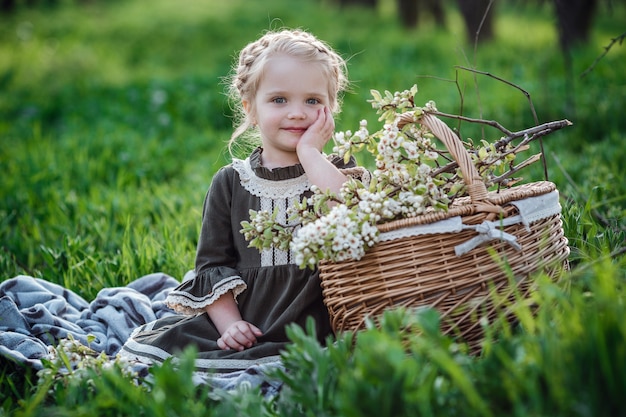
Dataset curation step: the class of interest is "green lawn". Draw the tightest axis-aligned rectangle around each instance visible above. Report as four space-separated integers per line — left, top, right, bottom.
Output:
1 0 625 415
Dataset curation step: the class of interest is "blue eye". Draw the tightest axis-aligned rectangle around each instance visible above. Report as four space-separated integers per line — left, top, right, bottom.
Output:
307 98 321 105
273 97 286 104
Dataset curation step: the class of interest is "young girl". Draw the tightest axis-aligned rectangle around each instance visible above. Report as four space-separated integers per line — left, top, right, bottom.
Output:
120 29 356 373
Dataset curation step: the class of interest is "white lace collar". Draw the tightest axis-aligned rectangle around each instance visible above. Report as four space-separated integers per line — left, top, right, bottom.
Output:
232 157 310 199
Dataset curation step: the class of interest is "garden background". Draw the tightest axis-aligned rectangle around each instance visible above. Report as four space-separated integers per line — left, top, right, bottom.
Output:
1 0 625 415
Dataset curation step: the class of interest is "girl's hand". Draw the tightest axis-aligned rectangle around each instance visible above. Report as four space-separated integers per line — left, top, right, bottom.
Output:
217 320 263 351
296 106 347 195
298 106 335 153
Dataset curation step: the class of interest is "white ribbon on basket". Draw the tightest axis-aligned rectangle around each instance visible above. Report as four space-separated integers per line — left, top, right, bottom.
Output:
455 218 522 256
377 190 562 257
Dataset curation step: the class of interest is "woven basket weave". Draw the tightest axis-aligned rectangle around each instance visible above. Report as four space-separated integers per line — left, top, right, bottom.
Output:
318 113 570 347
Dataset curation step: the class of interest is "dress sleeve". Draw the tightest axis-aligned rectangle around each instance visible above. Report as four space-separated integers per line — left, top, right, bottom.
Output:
165 167 247 315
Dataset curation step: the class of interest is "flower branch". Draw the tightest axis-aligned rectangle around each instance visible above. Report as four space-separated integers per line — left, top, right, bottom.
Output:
241 85 571 269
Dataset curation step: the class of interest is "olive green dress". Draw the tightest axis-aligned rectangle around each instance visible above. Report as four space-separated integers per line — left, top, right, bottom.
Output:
120 148 355 373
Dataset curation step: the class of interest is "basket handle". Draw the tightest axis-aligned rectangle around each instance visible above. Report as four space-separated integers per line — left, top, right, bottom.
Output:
400 111 502 214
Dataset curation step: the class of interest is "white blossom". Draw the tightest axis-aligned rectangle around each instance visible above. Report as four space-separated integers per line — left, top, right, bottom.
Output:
241 84 521 268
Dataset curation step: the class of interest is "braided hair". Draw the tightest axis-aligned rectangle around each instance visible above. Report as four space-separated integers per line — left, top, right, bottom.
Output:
226 29 349 153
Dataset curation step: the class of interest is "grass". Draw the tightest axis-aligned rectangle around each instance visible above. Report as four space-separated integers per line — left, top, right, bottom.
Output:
1 0 625 414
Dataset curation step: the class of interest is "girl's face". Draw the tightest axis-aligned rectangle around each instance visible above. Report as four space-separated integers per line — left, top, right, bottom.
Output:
244 54 330 165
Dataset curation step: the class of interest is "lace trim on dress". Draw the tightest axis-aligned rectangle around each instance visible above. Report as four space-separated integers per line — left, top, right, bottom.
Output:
165 277 247 315
232 158 310 199
259 195 301 267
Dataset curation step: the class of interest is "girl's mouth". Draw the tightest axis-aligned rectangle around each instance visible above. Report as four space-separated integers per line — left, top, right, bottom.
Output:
283 127 308 134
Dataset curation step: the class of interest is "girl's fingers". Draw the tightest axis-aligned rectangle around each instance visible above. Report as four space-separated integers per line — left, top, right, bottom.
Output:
243 322 263 336
219 333 246 351
297 107 334 154
311 108 334 141
218 321 263 351
324 106 333 125
309 108 325 132
217 337 229 350
251 324 264 336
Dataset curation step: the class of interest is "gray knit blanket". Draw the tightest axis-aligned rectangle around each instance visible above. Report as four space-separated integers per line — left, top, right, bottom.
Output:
0 273 283 396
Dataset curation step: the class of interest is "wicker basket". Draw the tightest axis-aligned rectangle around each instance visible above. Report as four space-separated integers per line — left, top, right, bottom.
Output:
318 113 570 347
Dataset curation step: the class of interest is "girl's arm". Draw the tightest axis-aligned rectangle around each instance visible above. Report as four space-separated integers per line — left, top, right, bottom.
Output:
297 107 347 194
195 169 262 351
206 293 263 351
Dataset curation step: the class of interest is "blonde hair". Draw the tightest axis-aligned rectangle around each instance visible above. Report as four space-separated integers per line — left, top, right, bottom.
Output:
226 29 349 154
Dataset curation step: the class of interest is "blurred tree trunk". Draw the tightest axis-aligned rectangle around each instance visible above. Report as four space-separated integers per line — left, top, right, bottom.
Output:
1 0 56 12
398 0 418 27
553 0 597 50
553 0 597 123
338 0 377 7
397 0 445 29
425 0 445 27
1 0 15 12
456 0 495 43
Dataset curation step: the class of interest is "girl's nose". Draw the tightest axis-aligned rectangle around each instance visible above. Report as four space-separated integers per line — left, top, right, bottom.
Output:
287 105 307 119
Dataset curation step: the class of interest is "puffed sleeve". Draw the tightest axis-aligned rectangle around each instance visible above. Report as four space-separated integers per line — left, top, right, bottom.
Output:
165 166 247 314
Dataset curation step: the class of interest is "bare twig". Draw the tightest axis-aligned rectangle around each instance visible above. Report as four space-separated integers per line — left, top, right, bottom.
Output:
415 72 467 133
492 120 573 148
469 0 496 135
454 65 549 181
473 0 496 51
431 111 571 139
430 110 514 136
581 31 626 79
454 66 539 125
454 70 466 133
428 118 572 183
486 154 542 187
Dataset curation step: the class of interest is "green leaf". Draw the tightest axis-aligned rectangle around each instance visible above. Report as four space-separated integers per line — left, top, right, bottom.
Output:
370 89 382 102
343 149 352 164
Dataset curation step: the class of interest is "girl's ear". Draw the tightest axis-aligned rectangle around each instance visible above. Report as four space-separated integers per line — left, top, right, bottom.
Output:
242 99 252 115
242 100 256 125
